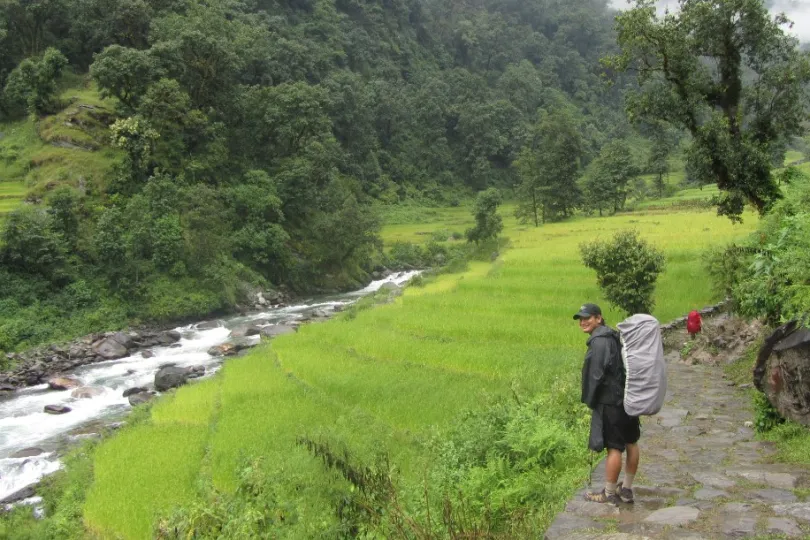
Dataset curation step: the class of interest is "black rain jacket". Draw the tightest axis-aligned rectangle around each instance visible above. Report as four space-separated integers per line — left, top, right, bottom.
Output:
580 324 624 409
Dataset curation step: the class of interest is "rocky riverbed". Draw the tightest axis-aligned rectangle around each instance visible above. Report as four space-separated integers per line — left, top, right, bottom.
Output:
0 271 419 507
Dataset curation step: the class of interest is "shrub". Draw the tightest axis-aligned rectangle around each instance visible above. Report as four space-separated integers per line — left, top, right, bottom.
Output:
753 391 784 433
466 188 503 245
580 230 666 315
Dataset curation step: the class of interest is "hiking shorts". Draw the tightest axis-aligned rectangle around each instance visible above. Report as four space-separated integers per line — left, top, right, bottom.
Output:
601 404 640 452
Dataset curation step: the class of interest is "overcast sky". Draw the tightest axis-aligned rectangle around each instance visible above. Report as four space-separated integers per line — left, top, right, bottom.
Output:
609 0 810 42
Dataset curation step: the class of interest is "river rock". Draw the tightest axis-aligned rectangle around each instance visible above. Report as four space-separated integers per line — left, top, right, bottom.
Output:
91 335 129 360
10 447 45 458
155 366 191 391
71 386 104 399
44 404 71 415
158 330 182 344
128 392 155 406
141 350 155 359
47 377 81 390
230 325 262 338
0 485 36 505
260 325 296 338
208 343 237 357
186 365 205 379
123 386 148 398
196 320 224 330
379 282 400 291
0 383 16 392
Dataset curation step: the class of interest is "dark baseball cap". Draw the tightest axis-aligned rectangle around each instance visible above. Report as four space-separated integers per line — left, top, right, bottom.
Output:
573 303 602 320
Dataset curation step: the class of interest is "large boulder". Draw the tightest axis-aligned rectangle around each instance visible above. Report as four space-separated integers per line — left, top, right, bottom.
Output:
755 321 810 427
155 366 192 392
157 330 182 345
71 386 104 399
92 333 130 360
11 447 45 458
0 484 37 505
47 377 81 390
123 386 148 397
229 325 262 338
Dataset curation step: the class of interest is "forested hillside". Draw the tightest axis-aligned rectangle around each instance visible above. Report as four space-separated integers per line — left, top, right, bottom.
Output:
0 0 632 351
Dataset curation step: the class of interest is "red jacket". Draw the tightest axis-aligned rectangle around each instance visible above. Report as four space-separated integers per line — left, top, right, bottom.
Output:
687 310 702 334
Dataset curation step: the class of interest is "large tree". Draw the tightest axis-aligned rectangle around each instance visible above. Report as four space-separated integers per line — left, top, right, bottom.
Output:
606 0 810 221
514 109 583 225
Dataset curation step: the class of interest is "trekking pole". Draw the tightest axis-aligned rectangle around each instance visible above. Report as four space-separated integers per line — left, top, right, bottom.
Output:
588 450 593 488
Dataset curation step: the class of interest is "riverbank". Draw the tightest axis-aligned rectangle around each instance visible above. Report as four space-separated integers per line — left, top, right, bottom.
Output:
0 272 420 507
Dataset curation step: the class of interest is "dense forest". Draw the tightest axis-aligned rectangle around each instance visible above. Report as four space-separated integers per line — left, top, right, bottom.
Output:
0 0 641 350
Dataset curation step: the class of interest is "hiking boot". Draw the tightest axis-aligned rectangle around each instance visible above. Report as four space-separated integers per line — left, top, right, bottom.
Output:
617 481 634 503
584 488 620 504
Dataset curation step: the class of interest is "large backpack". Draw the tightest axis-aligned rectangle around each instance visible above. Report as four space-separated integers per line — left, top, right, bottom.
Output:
617 314 667 416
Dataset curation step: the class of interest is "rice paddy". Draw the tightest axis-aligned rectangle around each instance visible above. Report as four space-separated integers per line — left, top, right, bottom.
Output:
81 203 758 538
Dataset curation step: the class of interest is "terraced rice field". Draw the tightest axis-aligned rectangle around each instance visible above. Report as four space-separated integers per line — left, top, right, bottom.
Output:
82 207 757 538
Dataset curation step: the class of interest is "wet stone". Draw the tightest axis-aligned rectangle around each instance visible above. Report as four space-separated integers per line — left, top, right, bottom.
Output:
728 470 798 490
562 534 652 540
634 486 687 498
720 514 757 537
10 447 45 458
689 472 735 489
773 503 810 522
664 531 710 540
566 498 621 518
544 513 605 540
766 517 803 537
750 488 798 504
642 506 700 526
656 409 689 427
721 502 755 513
693 488 727 500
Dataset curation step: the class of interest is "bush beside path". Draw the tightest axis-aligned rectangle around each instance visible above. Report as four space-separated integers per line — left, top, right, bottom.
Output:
546 325 810 539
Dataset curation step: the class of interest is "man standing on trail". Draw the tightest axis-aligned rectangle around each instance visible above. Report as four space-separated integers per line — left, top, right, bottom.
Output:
574 303 640 504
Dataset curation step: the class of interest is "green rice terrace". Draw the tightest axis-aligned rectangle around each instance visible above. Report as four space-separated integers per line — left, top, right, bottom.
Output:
65 207 755 539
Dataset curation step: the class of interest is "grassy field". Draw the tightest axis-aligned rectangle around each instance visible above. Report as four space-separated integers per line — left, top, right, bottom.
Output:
81 205 757 538
0 77 119 224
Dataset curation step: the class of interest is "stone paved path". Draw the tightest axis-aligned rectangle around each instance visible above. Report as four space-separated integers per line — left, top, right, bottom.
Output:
546 350 810 539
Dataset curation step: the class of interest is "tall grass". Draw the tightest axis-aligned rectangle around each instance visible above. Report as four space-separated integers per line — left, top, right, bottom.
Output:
82 208 757 538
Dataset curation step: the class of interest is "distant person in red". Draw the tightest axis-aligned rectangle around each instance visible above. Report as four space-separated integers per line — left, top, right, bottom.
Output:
687 310 702 340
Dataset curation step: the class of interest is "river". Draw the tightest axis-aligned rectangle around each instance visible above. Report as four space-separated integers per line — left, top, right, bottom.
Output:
0 271 420 506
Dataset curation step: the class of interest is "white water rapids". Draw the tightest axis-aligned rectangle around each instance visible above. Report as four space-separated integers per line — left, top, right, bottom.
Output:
0 271 420 506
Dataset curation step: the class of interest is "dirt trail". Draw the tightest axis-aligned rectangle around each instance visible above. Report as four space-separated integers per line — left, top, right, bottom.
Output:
546 322 810 539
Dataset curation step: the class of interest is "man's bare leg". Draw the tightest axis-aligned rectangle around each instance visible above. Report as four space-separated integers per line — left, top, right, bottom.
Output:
605 448 622 493
625 443 639 477
618 443 640 503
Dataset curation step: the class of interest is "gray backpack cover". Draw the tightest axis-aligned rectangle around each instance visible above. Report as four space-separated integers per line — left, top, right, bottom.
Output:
617 314 667 416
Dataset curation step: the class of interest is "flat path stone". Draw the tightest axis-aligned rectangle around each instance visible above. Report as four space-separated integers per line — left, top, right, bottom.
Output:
766 517 803 537
693 488 727 500
544 513 605 539
773 502 810 522
544 324 810 539
642 507 700 526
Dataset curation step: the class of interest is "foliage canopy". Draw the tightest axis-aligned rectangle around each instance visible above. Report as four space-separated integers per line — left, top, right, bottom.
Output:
606 0 810 221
